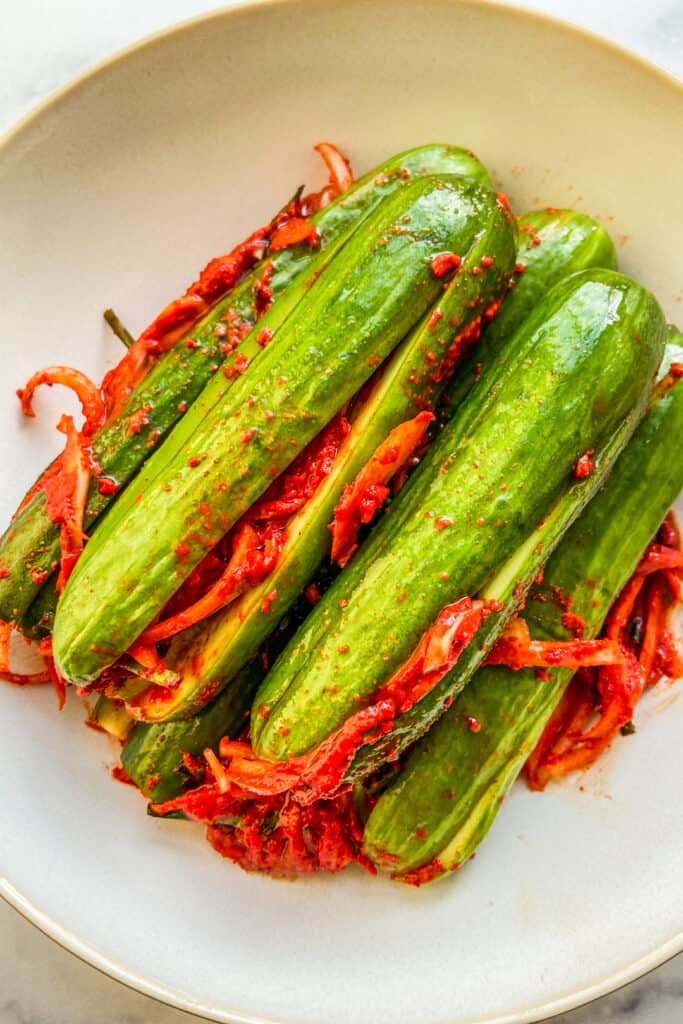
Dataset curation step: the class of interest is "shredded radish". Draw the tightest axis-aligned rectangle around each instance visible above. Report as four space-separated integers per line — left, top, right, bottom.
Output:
315 143 354 192
140 523 279 643
0 622 49 686
301 143 355 215
635 543 683 575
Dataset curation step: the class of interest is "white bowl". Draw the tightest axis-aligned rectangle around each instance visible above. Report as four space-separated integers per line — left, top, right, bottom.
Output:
1 2 682 1022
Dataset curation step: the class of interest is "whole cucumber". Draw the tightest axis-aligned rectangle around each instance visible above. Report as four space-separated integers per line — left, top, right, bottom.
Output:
4 143 489 629
53 174 496 684
364 338 683 880
126 183 517 723
251 270 665 766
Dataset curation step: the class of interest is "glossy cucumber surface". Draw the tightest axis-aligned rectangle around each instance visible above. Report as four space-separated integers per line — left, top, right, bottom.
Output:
446 208 617 411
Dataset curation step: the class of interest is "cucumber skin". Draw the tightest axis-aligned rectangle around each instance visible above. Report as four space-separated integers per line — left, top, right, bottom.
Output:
363 339 683 878
499 210 617 340
251 269 666 763
121 659 263 802
5 143 488 630
446 209 617 411
53 175 495 684
129 186 517 723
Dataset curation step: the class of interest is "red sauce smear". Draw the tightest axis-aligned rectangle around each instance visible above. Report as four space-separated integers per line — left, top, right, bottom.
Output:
430 253 461 278
650 362 683 406
330 411 434 568
526 513 683 790
269 219 320 252
399 856 451 887
573 449 595 480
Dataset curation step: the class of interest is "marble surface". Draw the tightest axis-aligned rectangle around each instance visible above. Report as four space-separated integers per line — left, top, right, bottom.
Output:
1 1 682 1022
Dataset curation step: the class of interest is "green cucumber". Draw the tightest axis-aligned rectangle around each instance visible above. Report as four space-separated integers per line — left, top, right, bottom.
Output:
121 659 263 802
126 184 517 723
501 210 617 338
251 269 665 768
445 208 617 410
54 174 498 684
4 143 489 630
363 337 683 879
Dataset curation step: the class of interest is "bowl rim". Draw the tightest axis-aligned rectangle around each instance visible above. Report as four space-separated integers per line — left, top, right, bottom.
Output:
1 1 682 1021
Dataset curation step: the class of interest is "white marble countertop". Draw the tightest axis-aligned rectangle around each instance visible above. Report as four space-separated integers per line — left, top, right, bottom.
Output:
1 2 682 1022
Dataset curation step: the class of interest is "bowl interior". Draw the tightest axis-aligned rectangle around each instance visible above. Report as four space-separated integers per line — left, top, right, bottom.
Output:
0 3 682 1023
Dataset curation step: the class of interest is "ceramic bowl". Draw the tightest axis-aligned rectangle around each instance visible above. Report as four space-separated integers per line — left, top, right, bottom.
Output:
1 2 681 1022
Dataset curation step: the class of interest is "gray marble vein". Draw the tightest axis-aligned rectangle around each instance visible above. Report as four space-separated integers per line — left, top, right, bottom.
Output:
1 1 682 1022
